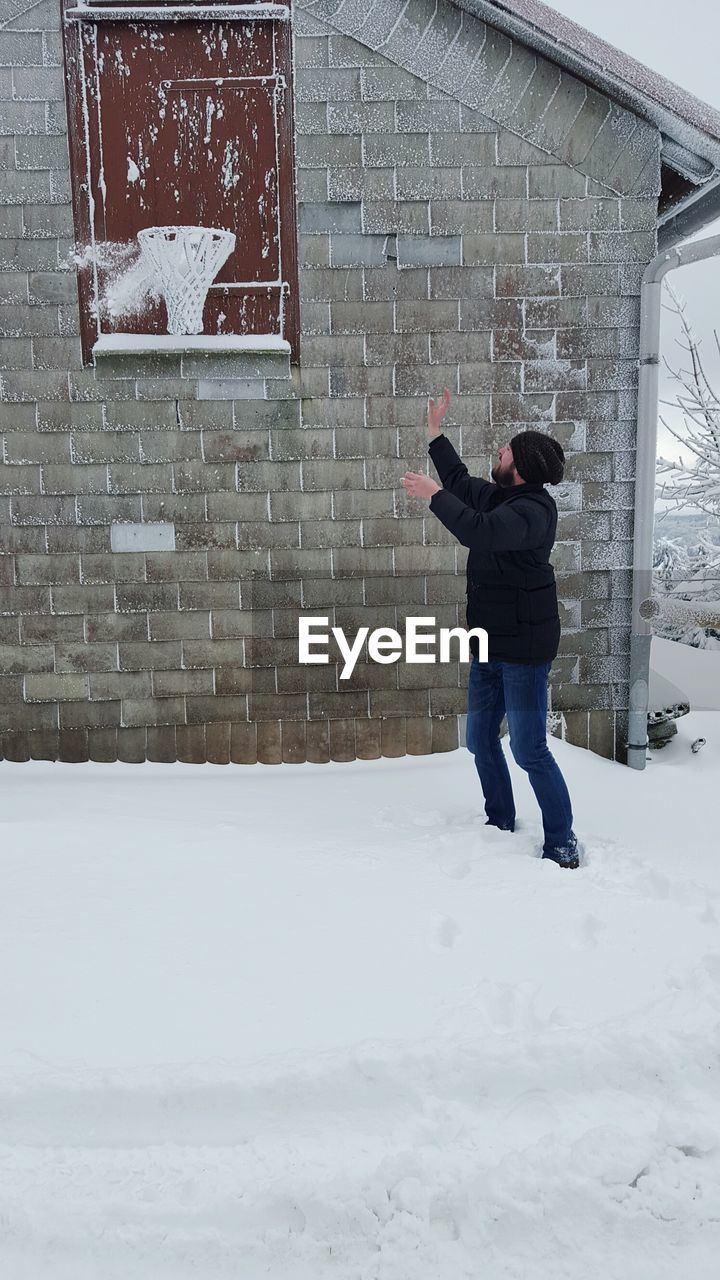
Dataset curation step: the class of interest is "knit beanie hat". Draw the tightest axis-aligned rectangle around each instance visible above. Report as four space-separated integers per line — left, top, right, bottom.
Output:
510 430 565 486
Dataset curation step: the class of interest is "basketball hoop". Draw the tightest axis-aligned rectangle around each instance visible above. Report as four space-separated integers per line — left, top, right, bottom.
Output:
136 225 236 336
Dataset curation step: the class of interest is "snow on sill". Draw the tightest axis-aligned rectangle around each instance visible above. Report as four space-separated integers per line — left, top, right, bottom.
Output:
93 334 291 356
65 5 290 22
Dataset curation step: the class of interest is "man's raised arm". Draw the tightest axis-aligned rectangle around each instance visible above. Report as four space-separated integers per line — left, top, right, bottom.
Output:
428 434 495 512
429 488 551 554
426 389 495 512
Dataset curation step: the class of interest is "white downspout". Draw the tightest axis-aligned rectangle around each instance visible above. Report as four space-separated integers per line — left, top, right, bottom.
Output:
628 232 720 769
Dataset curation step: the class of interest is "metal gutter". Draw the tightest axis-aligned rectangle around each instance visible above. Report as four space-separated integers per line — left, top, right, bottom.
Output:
628 232 720 769
660 138 715 185
658 174 720 250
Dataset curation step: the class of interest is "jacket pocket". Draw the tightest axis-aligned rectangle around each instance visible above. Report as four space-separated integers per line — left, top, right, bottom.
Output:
467 586 519 636
518 581 558 625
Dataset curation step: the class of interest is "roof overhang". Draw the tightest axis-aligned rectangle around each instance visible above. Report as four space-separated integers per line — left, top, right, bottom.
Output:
657 175 720 249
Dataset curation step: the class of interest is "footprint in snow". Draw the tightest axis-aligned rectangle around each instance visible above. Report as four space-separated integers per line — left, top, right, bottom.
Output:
432 914 461 950
702 953 720 983
376 806 481 833
573 913 606 947
431 846 472 878
376 805 445 830
701 900 719 925
429 1197 461 1240
440 857 472 880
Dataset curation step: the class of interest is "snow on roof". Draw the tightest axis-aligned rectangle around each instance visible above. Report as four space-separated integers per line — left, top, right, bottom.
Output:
455 0 720 161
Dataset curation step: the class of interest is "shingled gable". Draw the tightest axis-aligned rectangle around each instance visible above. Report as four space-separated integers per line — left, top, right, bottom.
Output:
298 0 720 244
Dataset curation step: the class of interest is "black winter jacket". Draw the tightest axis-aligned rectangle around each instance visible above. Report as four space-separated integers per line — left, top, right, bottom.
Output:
428 434 561 663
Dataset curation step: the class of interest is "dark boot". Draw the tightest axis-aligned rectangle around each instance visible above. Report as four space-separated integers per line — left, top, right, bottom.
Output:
542 832 580 869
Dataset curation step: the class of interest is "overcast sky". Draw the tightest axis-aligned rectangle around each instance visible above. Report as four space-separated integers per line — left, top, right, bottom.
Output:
552 1 720 462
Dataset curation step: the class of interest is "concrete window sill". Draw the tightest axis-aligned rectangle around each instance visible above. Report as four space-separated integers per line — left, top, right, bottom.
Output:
92 334 291 357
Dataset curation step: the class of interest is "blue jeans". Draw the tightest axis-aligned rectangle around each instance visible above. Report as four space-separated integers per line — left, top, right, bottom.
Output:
465 656 576 858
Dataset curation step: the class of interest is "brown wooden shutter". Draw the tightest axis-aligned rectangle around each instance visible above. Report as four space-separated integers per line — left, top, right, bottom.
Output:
62 3 299 361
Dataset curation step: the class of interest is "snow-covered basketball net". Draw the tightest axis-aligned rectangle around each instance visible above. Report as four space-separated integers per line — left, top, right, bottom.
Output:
136 226 236 336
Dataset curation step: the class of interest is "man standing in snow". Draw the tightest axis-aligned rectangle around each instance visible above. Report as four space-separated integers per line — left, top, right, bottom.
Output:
400 389 579 869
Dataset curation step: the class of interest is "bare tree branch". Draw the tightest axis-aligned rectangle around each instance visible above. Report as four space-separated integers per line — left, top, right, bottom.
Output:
653 281 720 634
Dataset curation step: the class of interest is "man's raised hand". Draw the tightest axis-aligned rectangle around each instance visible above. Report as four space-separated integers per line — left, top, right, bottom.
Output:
427 388 451 439
401 470 441 500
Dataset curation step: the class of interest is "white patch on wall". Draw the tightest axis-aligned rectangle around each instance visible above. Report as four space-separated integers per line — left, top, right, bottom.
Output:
221 140 241 192
110 523 176 553
204 95 216 144
114 47 130 78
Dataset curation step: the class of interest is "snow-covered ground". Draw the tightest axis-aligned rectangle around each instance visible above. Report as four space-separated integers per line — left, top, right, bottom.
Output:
2 642 720 1279
652 633 720 708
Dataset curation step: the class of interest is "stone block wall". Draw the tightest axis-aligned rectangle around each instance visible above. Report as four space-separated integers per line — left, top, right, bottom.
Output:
0 0 660 764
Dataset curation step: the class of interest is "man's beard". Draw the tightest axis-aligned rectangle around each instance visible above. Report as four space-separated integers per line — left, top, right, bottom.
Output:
491 462 515 487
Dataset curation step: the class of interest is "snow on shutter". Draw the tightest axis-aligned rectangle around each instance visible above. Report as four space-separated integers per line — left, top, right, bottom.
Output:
62 3 299 361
